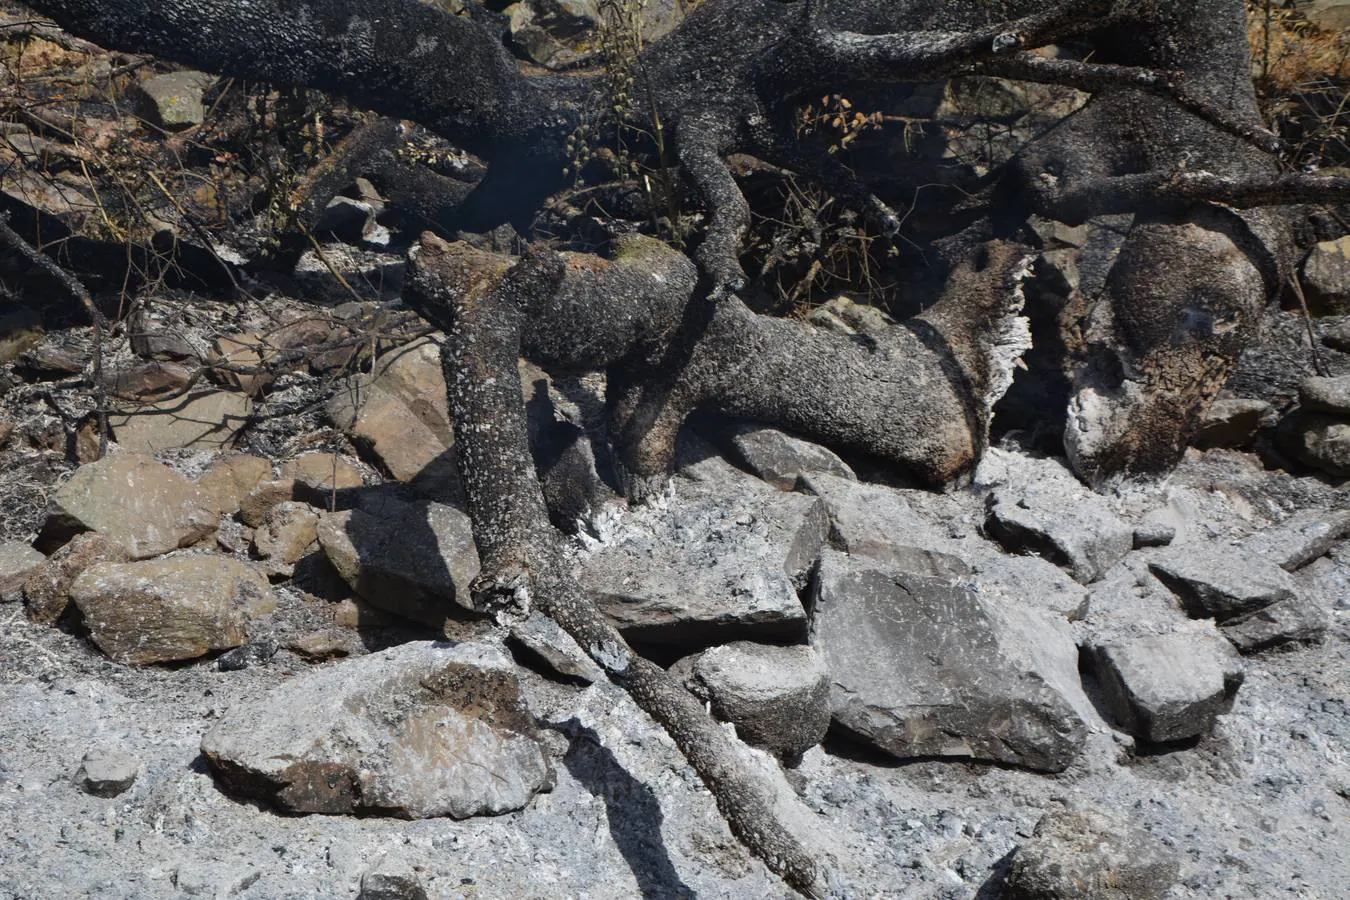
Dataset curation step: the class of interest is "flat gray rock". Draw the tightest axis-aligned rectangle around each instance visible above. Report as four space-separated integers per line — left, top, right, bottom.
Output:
1242 507 1350 571
1220 595 1328 653
509 611 607 684
40 453 217 559
318 495 480 629
809 550 1091 772
1005 807 1181 900
201 641 552 819
1150 548 1300 620
985 465 1133 584
75 746 139 798
673 641 831 761
0 541 45 603
1087 626 1243 743
70 556 277 665
580 458 825 643
723 423 856 490
796 472 951 565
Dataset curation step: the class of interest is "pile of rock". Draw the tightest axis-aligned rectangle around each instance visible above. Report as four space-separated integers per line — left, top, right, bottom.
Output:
1280 374 1350 477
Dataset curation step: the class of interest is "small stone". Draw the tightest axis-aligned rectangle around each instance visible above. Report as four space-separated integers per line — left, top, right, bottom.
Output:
1300 374 1350 417
722 422 856 490
1087 627 1243 743
0 418 14 448
508 611 606 684
1132 522 1176 549
1301 236 1350 315
0 541 46 604
217 638 280 672
285 629 356 660
39 453 217 559
211 332 274 397
1242 508 1350 571
332 597 392 629
1324 319 1350 353
238 479 296 528
1192 397 1271 450
70 556 278 665
1220 595 1328 653
358 860 428 900
1150 548 1301 621
317 196 378 244
75 747 139 798
673 641 831 761
282 451 364 508
253 501 321 578
196 453 273 517
1282 412 1350 476
130 70 216 129
103 360 194 401
1005 807 1181 900
22 533 132 625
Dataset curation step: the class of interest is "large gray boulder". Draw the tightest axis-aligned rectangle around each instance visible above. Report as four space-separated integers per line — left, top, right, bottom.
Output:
39 453 217 559
69 556 277 665
201 642 553 819
580 457 826 643
809 550 1091 772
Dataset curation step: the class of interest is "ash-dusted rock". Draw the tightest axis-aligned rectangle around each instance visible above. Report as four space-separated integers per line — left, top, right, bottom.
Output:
108 390 252 453
359 858 428 900
238 479 296 528
1086 626 1243 743
1150 548 1300 620
810 550 1090 772
326 338 455 482
1325 319 1350 353
1299 374 1350 417
1132 522 1176 549
1193 397 1271 449
985 466 1133 584
968 553 1090 621
1301 235 1350 315
1005 807 1180 900
195 453 273 517
1281 412 1350 476
1220 596 1328 653
22 532 132 624
40 453 217 558
130 70 215 129
1241 507 1350 571
103 360 194 401
509 611 606 684
0 541 45 603
281 451 364 507
317 496 479 628
580 458 825 643
216 638 279 672
75 747 139 798
70 556 277 665
673 642 831 761
201 641 552 819
796 472 949 566
253 501 320 578
722 423 856 490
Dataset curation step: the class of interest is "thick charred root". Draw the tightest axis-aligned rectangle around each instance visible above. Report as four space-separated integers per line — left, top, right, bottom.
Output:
404 234 828 899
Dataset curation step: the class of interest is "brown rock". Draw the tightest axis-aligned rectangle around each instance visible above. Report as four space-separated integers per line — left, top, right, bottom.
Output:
211 332 274 397
325 338 455 481
103 360 194 401
284 629 356 660
1301 236 1350 315
196 453 273 516
39 453 217 559
238 479 296 528
253 501 321 578
0 418 15 448
282 451 364 508
70 555 277 664
108 391 252 453
22 533 131 624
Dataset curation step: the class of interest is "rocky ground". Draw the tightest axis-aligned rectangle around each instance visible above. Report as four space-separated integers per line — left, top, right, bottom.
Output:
1 3 1350 898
